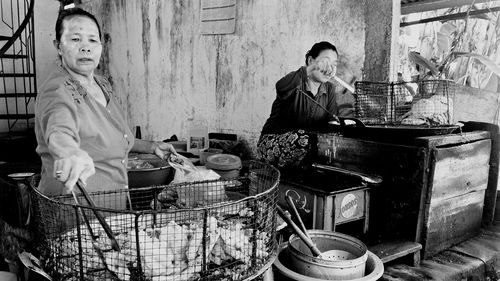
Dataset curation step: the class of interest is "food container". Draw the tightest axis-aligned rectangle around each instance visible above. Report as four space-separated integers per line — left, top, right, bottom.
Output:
187 121 209 156
199 148 223 165
205 154 242 179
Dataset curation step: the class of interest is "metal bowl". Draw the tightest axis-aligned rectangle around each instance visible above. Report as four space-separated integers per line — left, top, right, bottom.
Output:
127 156 173 188
127 155 173 210
288 230 368 280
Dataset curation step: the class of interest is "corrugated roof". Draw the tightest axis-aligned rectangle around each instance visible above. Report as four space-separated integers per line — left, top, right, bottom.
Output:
401 0 497 14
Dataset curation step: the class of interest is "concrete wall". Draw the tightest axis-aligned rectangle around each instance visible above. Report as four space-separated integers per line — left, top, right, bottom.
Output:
80 0 369 154
34 0 60 89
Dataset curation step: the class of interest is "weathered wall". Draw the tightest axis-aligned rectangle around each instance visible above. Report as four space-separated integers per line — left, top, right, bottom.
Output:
81 0 368 153
454 86 500 125
35 0 59 87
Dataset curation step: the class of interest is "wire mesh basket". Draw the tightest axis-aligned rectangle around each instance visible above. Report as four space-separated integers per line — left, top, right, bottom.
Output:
354 80 456 126
30 160 280 281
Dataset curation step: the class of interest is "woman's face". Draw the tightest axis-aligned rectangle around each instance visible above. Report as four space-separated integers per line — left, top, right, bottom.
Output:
57 16 102 78
309 49 338 83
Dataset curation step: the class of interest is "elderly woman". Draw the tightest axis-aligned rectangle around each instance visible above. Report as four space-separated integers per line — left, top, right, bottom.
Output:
35 8 175 200
257 41 354 168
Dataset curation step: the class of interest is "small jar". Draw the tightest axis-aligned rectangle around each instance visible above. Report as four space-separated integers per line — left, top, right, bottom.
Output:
205 154 242 179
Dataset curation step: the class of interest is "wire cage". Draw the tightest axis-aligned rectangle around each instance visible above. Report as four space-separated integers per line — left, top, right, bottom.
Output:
30 160 280 281
354 80 456 126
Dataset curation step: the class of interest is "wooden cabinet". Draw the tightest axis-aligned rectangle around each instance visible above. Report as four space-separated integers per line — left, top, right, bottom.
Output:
316 130 491 258
415 133 491 257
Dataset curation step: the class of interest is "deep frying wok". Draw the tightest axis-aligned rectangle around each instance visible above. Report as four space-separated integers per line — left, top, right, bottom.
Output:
296 86 461 140
329 117 463 140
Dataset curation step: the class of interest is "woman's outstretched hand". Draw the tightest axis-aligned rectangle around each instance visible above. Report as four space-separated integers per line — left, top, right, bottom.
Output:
53 152 95 192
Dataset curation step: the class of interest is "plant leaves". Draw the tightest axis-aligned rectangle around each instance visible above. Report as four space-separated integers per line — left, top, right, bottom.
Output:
470 4 490 20
437 31 451 54
439 23 456 36
408 51 439 76
451 52 500 80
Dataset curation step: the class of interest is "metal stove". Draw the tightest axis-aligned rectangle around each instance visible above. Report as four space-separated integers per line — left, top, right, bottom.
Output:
278 162 381 234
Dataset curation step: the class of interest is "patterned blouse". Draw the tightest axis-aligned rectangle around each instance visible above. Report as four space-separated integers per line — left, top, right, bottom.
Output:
35 65 134 198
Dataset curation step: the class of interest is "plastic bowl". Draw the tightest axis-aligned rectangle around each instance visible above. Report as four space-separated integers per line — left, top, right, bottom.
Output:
199 148 223 165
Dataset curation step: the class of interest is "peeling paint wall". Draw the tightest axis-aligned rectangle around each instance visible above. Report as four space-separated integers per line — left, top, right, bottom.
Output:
34 1 59 88
82 0 369 154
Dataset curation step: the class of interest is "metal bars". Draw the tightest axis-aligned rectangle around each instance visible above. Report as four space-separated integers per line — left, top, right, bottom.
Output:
0 0 37 132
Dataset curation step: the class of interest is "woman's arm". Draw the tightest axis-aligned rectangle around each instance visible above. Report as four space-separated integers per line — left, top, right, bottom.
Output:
132 139 176 160
275 67 308 99
36 82 95 190
325 84 355 120
49 132 95 189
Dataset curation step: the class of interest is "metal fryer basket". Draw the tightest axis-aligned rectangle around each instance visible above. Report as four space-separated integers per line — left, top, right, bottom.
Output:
354 80 456 126
31 160 280 281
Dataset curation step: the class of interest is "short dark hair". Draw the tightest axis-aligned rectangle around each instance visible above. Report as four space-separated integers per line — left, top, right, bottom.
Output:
55 7 101 42
305 41 338 65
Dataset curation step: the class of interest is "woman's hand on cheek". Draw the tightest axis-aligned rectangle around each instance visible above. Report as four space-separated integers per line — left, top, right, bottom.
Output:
307 59 321 76
54 153 95 193
307 58 333 79
318 58 335 78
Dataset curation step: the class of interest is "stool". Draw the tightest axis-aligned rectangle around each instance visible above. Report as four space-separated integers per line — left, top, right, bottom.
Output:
369 240 422 266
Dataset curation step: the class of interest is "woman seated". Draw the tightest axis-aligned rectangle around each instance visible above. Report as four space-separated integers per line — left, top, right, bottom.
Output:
257 41 353 168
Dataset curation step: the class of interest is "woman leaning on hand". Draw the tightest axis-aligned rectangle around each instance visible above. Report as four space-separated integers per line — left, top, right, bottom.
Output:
34 8 175 205
257 41 354 168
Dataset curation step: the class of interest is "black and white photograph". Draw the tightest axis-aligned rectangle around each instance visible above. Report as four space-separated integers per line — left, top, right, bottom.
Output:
0 0 500 280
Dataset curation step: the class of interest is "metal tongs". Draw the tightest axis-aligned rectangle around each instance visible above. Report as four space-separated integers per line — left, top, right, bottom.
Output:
312 163 382 185
72 179 120 251
276 205 323 257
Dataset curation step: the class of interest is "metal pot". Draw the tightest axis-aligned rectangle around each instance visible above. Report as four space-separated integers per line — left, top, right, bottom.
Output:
127 155 173 210
288 230 368 280
127 159 173 187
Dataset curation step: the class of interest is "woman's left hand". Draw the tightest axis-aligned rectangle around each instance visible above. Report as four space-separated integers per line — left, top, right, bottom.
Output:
153 142 177 160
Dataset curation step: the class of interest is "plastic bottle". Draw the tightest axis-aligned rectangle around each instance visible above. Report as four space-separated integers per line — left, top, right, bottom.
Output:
135 126 142 139
187 120 208 156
